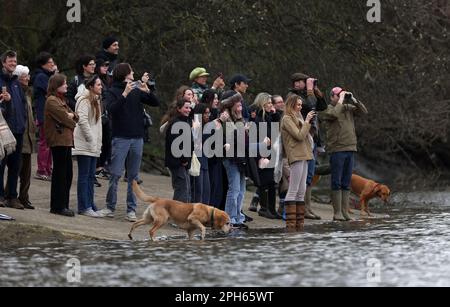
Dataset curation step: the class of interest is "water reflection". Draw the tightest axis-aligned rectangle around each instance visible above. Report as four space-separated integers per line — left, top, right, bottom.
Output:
1 206 450 287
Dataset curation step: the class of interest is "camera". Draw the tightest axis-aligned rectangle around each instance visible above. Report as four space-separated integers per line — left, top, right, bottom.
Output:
313 79 318 87
345 93 353 100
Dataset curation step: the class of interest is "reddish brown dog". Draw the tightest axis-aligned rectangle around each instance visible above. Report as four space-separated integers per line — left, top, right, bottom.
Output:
350 174 391 216
129 181 232 241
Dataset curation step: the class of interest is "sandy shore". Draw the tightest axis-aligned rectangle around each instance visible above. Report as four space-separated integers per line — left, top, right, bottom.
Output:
0 154 381 245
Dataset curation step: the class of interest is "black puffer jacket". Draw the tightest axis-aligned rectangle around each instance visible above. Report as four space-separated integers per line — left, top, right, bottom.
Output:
253 110 281 187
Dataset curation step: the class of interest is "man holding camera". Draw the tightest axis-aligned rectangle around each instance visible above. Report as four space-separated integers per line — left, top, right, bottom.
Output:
320 87 368 221
288 73 328 220
0 50 28 210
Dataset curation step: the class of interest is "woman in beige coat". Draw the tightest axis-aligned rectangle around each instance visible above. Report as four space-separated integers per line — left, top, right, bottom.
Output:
73 76 103 217
281 94 315 232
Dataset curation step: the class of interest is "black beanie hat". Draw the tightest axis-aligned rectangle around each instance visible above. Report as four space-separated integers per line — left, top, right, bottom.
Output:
102 37 118 50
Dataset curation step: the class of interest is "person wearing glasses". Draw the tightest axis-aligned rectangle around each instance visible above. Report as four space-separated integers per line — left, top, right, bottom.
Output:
66 55 96 110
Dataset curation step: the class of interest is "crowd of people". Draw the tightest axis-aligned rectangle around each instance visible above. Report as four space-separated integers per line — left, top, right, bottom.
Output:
0 36 368 232
160 64 368 231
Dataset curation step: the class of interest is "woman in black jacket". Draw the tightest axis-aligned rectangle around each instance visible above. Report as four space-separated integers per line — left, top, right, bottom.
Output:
163 99 193 203
251 93 282 219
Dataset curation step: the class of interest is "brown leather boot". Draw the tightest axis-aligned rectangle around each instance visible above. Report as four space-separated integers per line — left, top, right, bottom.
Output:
285 202 297 232
296 202 306 231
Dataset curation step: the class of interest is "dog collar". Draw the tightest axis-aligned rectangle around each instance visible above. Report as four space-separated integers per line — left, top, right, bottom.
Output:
372 183 382 195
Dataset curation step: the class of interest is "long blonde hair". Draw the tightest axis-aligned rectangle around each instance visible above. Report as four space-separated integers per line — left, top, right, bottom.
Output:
251 92 272 118
284 94 303 120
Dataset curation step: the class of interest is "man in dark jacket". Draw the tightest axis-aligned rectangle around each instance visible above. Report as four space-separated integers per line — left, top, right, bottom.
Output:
97 63 160 222
0 50 28 209
288 72 328 220
32 52 55 181
96 37 120 78
229 74 252 121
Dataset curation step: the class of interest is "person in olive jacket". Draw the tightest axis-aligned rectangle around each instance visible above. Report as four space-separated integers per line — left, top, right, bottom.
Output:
320 87 368 222
44 74 79 217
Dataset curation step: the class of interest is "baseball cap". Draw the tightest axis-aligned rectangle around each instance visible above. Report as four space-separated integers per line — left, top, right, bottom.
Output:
229 74 252 87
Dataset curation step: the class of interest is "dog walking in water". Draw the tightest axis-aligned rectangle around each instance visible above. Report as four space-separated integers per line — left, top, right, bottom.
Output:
129 181 232 241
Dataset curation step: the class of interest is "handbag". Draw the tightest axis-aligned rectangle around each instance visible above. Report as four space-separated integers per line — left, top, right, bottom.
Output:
189 152 201 177
143 109 153 128
0 111 16 160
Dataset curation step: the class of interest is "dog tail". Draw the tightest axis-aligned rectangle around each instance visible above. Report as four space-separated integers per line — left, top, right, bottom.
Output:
132 180 159 203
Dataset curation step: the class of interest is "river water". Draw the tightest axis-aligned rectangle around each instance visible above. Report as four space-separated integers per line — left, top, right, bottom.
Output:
1 195 450 287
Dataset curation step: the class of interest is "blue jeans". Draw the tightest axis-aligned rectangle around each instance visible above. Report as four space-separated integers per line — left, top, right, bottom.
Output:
77 156 97 213
223 160 246 225
330 152 354 191
191 169 211 204
106 138 143 213
306 144 317 186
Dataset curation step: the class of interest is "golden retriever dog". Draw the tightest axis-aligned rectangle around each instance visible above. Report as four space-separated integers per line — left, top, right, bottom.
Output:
350 174 391 217
129 181 232 241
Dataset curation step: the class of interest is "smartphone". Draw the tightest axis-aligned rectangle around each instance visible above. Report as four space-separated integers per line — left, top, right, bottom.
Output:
131 81 141 89
1 86 7 94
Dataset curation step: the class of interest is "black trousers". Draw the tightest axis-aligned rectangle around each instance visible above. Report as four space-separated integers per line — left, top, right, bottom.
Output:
97 123 112 169
19 153 32 204
0 133 24 200
50 147 73 212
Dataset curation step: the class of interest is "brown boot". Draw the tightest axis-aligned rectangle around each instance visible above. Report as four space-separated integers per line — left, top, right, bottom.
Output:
7 199 24 210
332 191 346 221
305 186 321 220
285 202 297 232
341 190 354 221
296 202 306 231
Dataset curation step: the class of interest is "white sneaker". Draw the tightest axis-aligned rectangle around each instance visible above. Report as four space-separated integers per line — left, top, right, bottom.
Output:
126 211 137 222
80 209 101 218
97 208 115 218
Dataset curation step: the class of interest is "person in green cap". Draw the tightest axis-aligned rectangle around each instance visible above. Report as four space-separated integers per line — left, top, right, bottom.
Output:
189 67 225 101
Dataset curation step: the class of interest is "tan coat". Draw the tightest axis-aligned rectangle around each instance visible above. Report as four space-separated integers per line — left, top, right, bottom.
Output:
22 89 36 154
320 102 368 153
281 114 314 165
44 95 78 148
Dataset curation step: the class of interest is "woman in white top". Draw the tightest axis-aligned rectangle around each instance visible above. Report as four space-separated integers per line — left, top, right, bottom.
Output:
73 75 103 217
